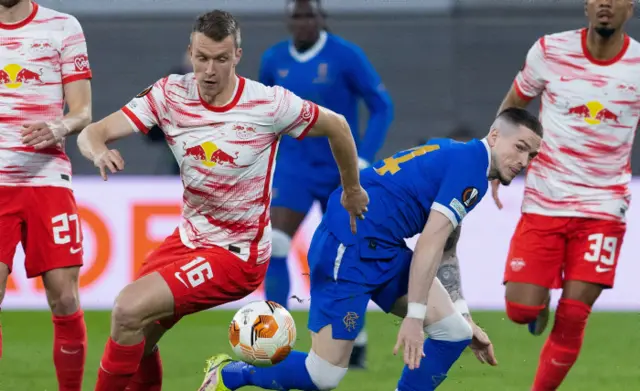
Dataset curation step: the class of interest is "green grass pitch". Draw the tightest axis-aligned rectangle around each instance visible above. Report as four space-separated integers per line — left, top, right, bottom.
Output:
0 310 639 390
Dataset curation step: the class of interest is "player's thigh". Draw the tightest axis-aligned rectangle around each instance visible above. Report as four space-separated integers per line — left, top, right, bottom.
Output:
371 248 414 315
155 246 267 323
0 186 23 276
113 272 175 331
22 187 83 278
504 213 567 299
307 227 370 343
564 218 626 302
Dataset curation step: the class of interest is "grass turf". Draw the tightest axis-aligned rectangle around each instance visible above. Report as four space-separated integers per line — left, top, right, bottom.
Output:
0 310 638 390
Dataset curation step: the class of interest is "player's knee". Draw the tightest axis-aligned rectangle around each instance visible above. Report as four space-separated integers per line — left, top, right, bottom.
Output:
505 300 542 324
271 229 292 258
48 290 80 316
305 349 348 390
424 312 473 342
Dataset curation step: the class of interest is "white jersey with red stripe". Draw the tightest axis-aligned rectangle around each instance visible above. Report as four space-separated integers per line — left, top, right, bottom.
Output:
513 28 640 222
122 74 319 264
0 2 92 187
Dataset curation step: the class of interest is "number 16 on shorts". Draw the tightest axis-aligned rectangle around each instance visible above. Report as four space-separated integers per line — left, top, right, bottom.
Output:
174 257 214 288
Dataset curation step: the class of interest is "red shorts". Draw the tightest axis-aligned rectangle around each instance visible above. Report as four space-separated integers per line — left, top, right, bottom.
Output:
504 213 626 289
137 229 267 329
0 186 83 278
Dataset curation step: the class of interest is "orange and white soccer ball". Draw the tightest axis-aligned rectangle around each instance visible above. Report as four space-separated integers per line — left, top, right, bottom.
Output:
228 300 297 366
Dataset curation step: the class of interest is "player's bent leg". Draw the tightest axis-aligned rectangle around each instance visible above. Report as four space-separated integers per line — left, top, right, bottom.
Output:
265 206 308 309
393 279 473 391
0 263 8 359
204 324 351 391
126 322 167 391
95 272 175 391
531 280 601 391
503 214 565 335
504 282 550 335
42 266 86 391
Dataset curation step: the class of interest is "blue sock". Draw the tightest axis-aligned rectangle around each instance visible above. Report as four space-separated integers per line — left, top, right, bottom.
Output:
221 351 318 390
397 338 471 391
265 255 290 309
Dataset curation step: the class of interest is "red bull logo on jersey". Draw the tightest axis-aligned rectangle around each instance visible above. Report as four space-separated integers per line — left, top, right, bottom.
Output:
182 141 238 168
567 101 619 125
0 64 43 89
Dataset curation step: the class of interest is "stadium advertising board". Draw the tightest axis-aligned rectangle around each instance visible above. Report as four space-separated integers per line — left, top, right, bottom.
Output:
4 177 639 311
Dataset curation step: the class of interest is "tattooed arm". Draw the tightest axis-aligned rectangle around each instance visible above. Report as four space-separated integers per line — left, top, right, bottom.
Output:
437 225 472 321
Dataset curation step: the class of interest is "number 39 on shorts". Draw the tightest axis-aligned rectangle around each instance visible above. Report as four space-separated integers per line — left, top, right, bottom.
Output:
374 144 440 176
584 233 618 267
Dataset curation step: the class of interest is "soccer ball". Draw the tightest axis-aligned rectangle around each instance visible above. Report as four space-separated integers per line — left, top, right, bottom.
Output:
228 300 297 366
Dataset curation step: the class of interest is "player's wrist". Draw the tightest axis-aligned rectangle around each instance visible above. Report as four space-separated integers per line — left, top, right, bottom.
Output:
406 302 427 320
47 119 72 140
343 184 363 194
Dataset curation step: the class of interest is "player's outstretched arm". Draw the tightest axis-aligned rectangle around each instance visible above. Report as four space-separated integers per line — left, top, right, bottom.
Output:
394 210 453 369
21 79 92 149
307 106 369 232
77 111 134 180
408 210 454 312
436 225 498 366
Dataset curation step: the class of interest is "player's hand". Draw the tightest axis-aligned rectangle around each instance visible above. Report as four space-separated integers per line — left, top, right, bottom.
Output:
341 186 369 234
491 179 503 210
93 149 125 181
393 317 425 370
468 321 498 366
21 120 70 150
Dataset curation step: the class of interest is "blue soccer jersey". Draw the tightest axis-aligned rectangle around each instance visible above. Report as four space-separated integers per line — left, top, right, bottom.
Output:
307 138 492 340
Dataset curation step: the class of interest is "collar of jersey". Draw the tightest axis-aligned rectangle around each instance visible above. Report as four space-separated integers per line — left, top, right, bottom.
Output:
481 138 491 178
289 30 328 63
0 1 38 30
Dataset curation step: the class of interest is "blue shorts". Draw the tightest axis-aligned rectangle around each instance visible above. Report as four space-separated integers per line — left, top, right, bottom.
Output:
271 167 339 214
307 222 412 340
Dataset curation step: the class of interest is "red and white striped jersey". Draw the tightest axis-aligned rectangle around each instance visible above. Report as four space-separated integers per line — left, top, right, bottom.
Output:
513 28 640 222
0 2 92 187
122 74 319 264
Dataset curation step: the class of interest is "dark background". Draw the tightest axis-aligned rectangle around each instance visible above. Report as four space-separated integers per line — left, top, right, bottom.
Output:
63 7 640 175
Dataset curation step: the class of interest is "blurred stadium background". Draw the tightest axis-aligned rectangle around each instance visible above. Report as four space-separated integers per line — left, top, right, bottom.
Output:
2 1 640 390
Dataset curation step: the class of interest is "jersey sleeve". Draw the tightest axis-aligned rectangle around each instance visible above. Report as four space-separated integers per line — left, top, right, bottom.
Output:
120 79 167 134
272 85 320 140
430 157 485 229
60 16 92 84
513 37 548 101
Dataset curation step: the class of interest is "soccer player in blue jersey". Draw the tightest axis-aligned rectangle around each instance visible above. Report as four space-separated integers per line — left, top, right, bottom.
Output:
260 0 394 368
198 107 543 391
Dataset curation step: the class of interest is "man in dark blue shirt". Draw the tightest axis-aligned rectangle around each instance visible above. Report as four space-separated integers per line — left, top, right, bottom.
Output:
260 0 394 368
